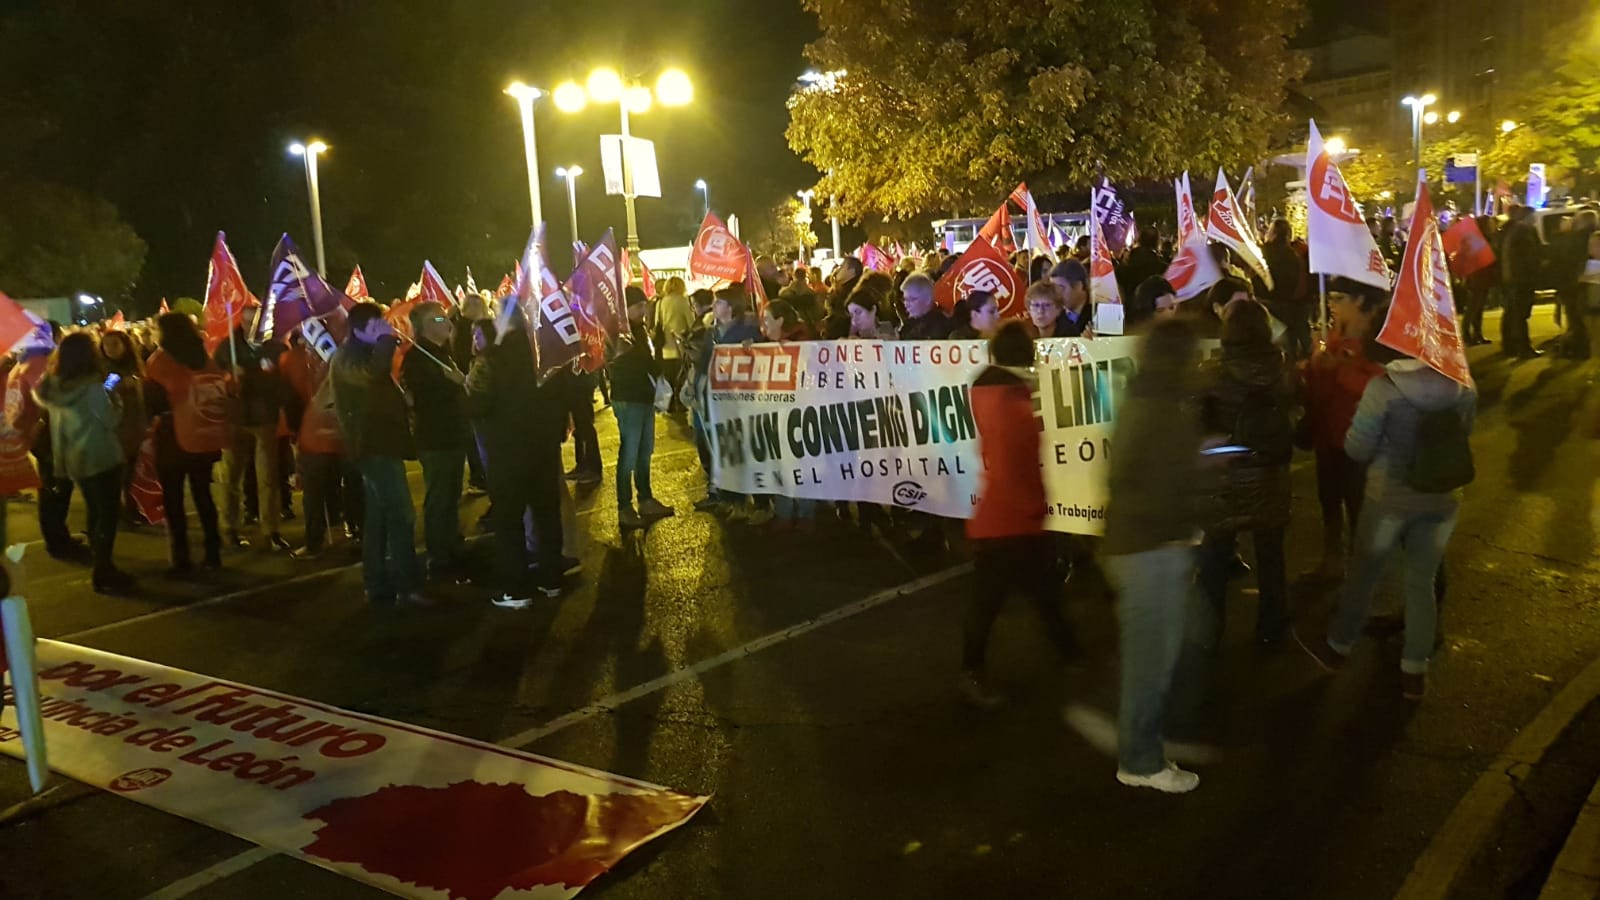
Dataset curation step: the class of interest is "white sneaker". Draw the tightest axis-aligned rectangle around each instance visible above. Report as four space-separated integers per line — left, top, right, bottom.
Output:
491 594 532 610
1116 762 1199 794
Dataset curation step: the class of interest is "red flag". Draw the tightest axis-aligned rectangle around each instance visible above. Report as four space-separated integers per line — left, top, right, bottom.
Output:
0 291 38 360
1442 216 1496 278
159 298 170 314
933 231 1022 316
130 424 165 525
743 243 769 319
977 203 1017 257
859 243 892 274
689 212 745 281
1164 234 1223 301
203 231 259 352
1089 214 1122 306
385 298 418 383
1175 173 1202 245
1377 181 1472 387
640 261 657 299
108 310 126 330
417 261 453 310
1205 168 1272 288
344 266 371 301
494 273 514 300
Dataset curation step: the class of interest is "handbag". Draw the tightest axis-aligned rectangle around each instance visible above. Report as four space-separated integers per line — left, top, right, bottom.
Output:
653 375 673 413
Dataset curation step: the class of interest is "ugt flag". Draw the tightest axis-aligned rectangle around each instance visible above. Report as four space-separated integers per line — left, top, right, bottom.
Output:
1377 178 1471 387
1306 119 1392 290
1206 168 1273 289
1091 174 1134 252
1442 216 1497 279
1010 183 1054 262
203 232 259 352
344 265 370 302
977 202 1017 257
689 212 745 282
933 229 1021 317
1175 173 1202 245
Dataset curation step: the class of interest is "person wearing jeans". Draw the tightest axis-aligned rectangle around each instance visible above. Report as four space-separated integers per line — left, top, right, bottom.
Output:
280 335 347 559
215 329 288 551
403 301 470 581
146 313 230 573
1299 359 1476 699
331 302 425 607
1101 318 1209 794
608 287 674 529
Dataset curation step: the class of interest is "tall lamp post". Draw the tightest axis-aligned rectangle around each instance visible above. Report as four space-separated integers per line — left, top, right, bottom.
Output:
695 179 709 220
288 140 329 277
1400 93 1437 182
552 67 694 257
504 82 546 228
556 165 584 264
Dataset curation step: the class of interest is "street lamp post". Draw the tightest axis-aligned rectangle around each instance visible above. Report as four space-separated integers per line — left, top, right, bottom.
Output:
827 167 841 260
552 67 693 259
288 140 329 277
556 166 584 264
504 82 546 228
695 179 709 220
1400 93 1437 184
795 190 816 265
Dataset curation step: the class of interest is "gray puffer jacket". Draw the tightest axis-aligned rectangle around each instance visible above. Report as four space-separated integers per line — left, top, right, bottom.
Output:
1346 363 1477 514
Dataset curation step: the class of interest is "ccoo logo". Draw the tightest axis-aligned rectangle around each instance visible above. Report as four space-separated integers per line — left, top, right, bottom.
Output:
891 481 928 507
110 768 173 793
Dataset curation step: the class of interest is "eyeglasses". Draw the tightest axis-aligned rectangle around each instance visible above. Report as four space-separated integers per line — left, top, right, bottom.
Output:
428 316 448 324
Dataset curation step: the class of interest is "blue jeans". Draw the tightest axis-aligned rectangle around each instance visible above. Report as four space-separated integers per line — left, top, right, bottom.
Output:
1328 502 1459 673
1107 545 1195 776
774 494 815 522
613 401 656 510
356 456 419 600
418 449 465 568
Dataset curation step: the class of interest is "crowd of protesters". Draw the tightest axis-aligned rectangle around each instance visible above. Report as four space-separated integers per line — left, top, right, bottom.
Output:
25 194 1597 794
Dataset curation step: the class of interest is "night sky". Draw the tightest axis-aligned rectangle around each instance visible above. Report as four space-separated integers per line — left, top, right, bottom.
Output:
0 0 821 304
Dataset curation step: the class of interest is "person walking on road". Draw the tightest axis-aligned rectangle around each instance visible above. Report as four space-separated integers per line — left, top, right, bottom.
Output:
1499 204 1542 359
609 287 675 530
960 320 1083 707
1297 356 1477 700
403 300 471 583
145 313 229 574
331 302 426 608
34 332 135 595
1101 317 1210 793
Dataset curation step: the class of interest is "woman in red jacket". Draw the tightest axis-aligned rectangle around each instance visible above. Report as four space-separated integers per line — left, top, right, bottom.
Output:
961 320 1081 707
144 313 231 572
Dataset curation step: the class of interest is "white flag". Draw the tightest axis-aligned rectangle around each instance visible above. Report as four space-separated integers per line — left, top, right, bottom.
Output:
1175 173 1202 244
1206 168 1273 289
1306 119 1392 290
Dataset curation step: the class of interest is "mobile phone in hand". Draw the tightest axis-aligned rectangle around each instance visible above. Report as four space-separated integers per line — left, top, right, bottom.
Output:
1201 445 1251 456
103 373 122 391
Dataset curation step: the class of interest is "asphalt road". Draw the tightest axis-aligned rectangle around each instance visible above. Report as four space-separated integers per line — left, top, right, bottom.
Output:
2 308 1598 900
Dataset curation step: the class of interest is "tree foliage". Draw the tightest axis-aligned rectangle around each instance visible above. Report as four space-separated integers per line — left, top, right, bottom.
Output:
1488 23 1600 191
0 177 146 300
787 0 1307 220
753 197 819 262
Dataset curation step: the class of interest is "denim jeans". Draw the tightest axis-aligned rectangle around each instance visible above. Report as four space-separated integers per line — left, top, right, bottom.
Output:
356 456 419 600
1195 526 1287 645
1106 545 1195 776
613 401 656 510
1328 502 1459 673
78 465 123 582
418 449 466 568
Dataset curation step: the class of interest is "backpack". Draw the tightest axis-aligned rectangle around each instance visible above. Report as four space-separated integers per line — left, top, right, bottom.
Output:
1405 406 1475 493
1232 384 1295 465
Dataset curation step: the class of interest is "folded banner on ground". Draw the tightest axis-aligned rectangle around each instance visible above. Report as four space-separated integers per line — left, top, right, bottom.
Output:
706 338 1140 535
0 640 706 899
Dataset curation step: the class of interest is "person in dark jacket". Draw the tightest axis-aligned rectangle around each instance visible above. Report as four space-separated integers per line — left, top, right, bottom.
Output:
214 327 288 551
466 309 570 607
691 288 760 514
897 273 952 340
822 257 864 340
1117 226 1168 300
1263 218 1311 361
1499 204 1542 358
1101 317 1210 794
1127 276 1178 333
960 320 1081 707
1048 259 1093 336
1459 216 1498 346
402 300 470 581
949 290 1001 340
331 302 425 607
1194 299 1296 646
609 287 676 529
449 291 491 491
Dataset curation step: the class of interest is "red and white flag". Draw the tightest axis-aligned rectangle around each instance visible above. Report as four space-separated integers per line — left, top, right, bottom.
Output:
1442 216 1497 279
1175 173 1202 245
0 290 39 357
494 273 514 300
344 265 371 301
202 232 259 352
158 298 170 314
1377 179 1472 387
108 310 126 330
859 243 892 274
1206 168 1273 289
1089 212 1122 307
417 260 454 310
1164 233 1222 302
1010 183 1054 262
1307 119 1392 289
640 260 657 299
689 212 746 282
933 230 1022 317
977 202 1017 257
743 243 769 319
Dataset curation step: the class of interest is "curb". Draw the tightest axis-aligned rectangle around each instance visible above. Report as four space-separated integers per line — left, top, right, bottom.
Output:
1395 652 1600 900
1538 776 1600 900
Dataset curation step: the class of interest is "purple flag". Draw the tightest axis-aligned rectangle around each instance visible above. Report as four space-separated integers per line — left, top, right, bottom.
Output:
497 224 582 373
1091 175 1135 253
262 235 350 352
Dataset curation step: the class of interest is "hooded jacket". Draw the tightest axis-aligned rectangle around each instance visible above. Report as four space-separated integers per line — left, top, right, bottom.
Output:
1347 363 1476 514
33 374 123 481
967 366 1046 539
331 335 414 459
1198 343 1296 530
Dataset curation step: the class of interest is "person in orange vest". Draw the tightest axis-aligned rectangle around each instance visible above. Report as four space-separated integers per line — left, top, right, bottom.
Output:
145 313 230 573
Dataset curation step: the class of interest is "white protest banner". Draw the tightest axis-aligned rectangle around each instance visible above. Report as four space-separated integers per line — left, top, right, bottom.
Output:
706 338 1144 535
1 640 706 899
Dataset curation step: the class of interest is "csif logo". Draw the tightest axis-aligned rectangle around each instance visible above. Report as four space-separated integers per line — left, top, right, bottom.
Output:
891 481 928 507
110 767 173 793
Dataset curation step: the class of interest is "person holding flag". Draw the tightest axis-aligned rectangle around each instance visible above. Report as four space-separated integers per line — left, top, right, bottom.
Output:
609 287 675 530
402 300 471 583
145 313 229 573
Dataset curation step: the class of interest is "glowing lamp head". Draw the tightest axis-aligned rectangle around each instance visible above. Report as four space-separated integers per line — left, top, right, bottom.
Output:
623 85 653 114
587 68 623 103
553 81 587 114
656 69 693 107
1324 136 1347 156
695 179 707 190
1423 111 1439 125
504 81 543 103
289 142 305 156
1446 110 1461 124
1501 119 1518 133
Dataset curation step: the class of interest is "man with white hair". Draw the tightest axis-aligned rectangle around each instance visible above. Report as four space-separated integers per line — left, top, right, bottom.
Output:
898 272 952 340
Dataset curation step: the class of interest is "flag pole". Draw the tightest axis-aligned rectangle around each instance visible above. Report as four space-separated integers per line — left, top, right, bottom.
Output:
225 300 240 373
1474 150 1482 217
399 332 454 371
1318 274 1329 345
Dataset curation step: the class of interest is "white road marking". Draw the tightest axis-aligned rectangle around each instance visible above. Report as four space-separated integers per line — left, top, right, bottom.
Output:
137 562 971 899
